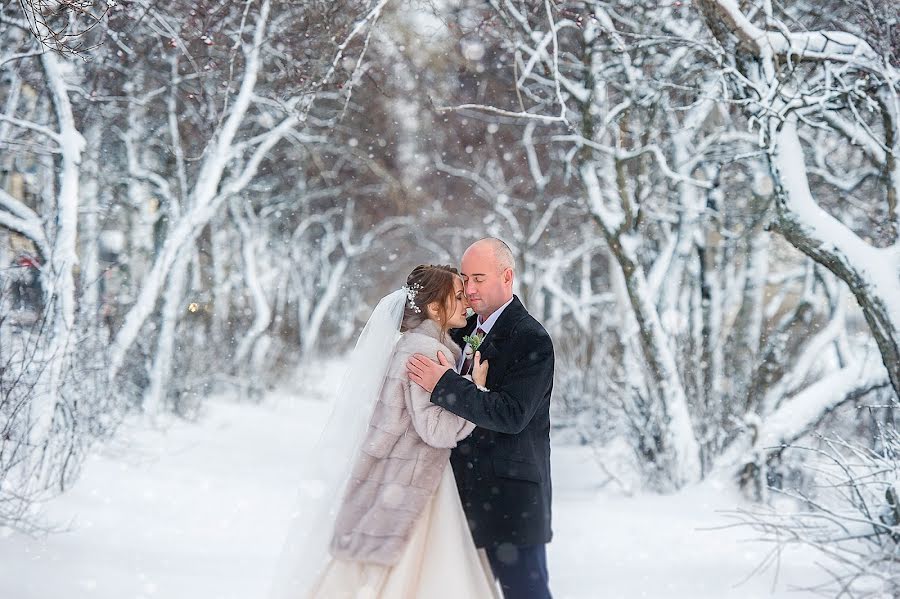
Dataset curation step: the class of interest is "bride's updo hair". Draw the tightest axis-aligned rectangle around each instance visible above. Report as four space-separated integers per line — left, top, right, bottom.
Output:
400 264 461 333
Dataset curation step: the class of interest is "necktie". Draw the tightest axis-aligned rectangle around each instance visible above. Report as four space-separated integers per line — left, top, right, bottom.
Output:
461 327 486 375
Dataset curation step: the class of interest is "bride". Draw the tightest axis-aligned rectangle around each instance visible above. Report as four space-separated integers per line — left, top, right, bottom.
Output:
268 264 501 599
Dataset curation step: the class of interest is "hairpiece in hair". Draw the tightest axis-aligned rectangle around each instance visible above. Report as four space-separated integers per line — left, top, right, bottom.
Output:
402 283 423 314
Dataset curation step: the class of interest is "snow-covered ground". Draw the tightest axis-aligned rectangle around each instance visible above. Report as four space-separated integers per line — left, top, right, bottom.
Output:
1 366 821 599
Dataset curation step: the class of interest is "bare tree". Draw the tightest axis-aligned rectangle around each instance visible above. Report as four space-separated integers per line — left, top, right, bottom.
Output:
0 0 403 526
696 0 900 396
13 0 109 55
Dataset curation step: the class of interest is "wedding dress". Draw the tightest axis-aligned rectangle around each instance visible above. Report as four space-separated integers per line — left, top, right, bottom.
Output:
307 463 501 599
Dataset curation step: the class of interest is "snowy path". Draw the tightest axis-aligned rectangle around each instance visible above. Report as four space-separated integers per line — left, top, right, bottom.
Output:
1 381 820 599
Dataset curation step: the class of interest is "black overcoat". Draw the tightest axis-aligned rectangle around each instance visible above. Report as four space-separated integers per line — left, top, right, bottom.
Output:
431 295 554 548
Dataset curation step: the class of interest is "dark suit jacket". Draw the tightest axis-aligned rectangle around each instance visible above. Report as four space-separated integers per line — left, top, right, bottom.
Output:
431 295 554 548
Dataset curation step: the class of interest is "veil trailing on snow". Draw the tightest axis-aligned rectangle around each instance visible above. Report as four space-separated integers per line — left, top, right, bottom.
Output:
267 289 407 599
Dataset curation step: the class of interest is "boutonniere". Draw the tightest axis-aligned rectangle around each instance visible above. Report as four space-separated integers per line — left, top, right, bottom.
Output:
463 331 485 353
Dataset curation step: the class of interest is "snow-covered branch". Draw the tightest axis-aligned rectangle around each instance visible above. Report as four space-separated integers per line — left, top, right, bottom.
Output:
0 114 61 144
0 190 48 258
699 0 885 71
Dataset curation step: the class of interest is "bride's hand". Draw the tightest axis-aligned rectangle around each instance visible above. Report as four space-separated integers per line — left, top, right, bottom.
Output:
472 351 489 388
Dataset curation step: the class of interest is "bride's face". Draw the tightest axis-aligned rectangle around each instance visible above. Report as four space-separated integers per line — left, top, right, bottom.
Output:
444 277 469 329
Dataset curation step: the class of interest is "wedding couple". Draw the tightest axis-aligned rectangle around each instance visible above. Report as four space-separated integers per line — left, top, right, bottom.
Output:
269 238 555 599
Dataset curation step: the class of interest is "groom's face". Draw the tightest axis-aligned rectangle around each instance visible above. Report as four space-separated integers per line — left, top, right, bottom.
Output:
460 245 511 318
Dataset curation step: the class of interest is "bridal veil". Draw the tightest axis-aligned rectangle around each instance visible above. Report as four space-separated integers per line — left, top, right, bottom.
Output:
267 289 407 599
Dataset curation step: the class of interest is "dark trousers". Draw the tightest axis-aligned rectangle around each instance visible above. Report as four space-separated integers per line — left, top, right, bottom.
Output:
484 543 552 599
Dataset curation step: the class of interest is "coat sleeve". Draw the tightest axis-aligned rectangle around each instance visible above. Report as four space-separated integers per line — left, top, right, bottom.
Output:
400 352 475 448
430 328 554 434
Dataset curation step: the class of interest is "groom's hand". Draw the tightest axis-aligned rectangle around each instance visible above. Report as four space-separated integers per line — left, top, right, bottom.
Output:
407 351 453 392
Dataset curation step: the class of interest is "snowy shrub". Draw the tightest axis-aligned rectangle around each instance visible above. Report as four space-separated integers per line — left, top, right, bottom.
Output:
731 427 900 597
0 295 122 532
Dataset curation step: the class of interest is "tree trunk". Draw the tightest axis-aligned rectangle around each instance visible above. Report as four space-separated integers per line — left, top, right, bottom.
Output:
582 163 702 486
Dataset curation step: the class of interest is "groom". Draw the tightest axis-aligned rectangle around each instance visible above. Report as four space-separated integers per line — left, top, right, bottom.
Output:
407 238 555 599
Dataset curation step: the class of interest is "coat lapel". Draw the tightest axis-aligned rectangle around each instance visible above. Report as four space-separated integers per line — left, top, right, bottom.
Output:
472 296 527 362
483 296 526 341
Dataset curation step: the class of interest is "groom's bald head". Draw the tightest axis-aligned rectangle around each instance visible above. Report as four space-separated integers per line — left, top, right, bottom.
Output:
481 238 515 272
461 238 515 318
